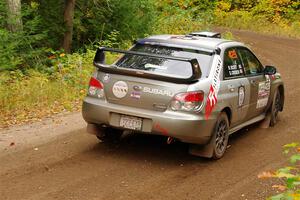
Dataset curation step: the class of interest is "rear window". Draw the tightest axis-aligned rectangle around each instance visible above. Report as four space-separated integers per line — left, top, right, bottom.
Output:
114 44 212 79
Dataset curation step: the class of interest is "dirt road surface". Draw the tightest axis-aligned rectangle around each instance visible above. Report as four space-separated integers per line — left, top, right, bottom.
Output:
1 30 299 200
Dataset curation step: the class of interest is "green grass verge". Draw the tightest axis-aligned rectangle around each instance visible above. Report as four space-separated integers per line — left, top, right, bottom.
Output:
0 50 121 128
0 51 94 127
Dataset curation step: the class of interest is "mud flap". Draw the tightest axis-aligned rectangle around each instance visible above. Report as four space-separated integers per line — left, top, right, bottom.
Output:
189 139 214 158
260 113 271 129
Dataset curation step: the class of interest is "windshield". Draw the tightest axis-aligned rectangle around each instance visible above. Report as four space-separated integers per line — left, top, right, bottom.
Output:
114 44 212 79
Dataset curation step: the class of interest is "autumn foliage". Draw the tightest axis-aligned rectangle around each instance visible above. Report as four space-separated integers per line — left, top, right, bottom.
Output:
0 0 299 127
258 143 300 200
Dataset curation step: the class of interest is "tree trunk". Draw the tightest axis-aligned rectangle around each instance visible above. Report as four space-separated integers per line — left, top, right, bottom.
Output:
5 0 23 32
62 0 75 53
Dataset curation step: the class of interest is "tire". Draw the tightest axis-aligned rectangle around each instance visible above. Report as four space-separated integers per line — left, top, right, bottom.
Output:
212 113 229 159
96 127 123 142
270 89 281 127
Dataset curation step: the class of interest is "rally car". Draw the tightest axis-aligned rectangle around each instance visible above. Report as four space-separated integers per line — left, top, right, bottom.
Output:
82 31 284 159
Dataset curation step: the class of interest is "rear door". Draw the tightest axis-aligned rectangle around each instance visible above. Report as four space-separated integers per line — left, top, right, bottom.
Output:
237 47 270 119
222 47 250 127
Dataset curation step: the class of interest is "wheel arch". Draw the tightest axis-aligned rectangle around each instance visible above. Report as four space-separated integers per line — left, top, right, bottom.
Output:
221 107 232 126
278 84 284 111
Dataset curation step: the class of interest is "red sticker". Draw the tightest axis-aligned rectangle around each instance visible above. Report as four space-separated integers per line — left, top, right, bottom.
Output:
205 55 222 119
155 124 168 136
205 85 218 119
228 50 238 59
270 74 276 80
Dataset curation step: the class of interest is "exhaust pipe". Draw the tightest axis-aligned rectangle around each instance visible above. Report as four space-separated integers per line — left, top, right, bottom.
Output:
167 137 175 145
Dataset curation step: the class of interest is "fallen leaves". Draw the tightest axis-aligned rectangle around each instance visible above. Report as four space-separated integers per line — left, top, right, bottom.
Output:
259 144 300 200
0 58 92 129
48 55 56 60
258 171 275 179
0 98 83 129
272 185 286 191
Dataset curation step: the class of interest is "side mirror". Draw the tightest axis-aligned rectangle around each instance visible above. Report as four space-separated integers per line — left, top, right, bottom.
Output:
94 47 106 64
264 65 277 75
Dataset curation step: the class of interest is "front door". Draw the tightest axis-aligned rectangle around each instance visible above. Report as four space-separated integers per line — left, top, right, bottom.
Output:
237 47 270 120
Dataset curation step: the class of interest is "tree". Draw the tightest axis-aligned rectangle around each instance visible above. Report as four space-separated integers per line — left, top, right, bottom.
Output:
5 0 23 32
62 0 75 53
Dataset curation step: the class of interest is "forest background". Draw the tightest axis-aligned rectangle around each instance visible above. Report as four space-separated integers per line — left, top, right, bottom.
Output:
0 0 299 127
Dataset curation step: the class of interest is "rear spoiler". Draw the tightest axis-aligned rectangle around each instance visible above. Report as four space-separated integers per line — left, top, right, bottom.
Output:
93 47 202 84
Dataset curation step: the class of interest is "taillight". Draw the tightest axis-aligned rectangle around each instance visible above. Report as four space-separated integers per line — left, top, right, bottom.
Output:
170 91 204 111
88 77 104 98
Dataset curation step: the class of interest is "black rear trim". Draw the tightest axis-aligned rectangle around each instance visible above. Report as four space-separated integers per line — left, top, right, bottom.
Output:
94 47 202 84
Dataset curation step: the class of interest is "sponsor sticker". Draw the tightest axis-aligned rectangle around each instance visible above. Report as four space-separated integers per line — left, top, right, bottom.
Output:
228 63 243 76
257 76 271 108
205 55 222 119
228 50 238 59
238 86 245 107
112 81 128 99
133 85 142 91
103 74 110 83
228 64 238 70
155 123 168 136
130 91 141 99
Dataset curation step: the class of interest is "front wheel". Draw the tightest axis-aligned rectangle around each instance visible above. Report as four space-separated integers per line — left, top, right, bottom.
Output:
212 113 229 159
270 89 281 127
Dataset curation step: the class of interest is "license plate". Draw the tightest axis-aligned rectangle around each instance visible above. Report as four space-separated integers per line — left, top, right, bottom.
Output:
120 115 142 130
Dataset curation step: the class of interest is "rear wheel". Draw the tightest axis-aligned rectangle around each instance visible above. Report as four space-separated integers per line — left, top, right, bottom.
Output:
96 127 123 142
212 113 229 159
270 89 281 127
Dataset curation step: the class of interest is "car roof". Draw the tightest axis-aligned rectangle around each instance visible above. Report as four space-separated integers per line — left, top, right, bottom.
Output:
137 34 244 52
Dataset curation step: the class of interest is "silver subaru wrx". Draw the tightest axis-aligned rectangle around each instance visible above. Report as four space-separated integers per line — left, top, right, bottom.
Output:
82 32 284 159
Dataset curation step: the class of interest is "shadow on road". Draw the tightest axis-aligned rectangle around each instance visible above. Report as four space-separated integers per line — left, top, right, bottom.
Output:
79 122 264 165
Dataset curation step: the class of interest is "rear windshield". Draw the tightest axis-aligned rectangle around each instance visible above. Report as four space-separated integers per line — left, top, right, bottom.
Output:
114 44 212 79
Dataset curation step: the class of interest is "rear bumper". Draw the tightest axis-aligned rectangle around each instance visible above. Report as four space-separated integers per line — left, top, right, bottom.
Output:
82 96 217 144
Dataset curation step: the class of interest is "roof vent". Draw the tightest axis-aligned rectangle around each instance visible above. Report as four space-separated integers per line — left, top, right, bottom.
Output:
187 31 221 39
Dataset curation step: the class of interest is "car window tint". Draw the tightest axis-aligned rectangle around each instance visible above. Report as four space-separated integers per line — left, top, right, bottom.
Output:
223 48 244 79
238 48 264 76
115 44 212 79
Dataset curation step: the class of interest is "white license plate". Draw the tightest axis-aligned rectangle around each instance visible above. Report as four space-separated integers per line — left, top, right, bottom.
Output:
120 115 142 130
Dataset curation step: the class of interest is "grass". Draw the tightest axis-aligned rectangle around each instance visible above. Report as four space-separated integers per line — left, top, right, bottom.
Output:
0 73 83 126
0 52 94 128
0 50 121 128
